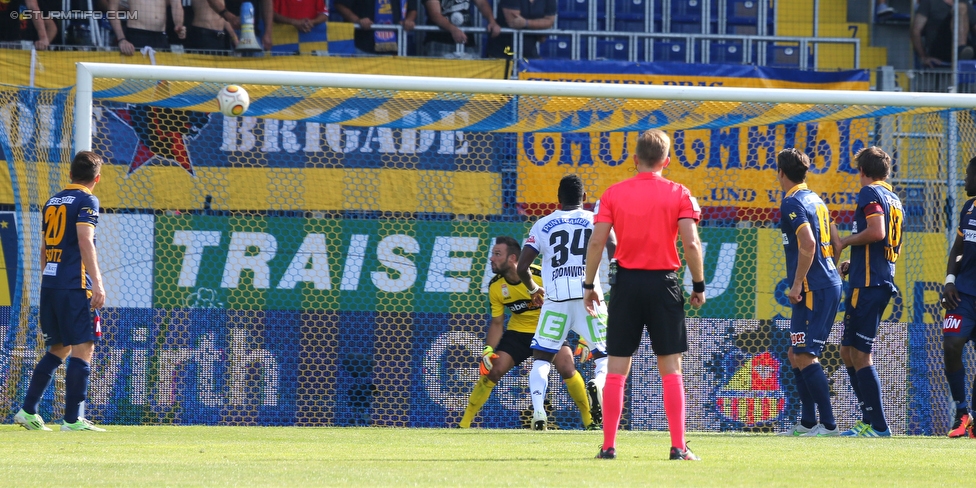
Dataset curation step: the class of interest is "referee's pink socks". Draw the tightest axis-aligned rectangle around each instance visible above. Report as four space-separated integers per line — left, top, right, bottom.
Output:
602 373 626 450
662 373 686 449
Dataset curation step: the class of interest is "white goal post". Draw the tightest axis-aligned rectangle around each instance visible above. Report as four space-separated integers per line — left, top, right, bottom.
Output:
74 61 976 155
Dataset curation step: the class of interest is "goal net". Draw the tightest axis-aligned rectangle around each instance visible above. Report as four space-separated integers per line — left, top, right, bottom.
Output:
1 62 974 433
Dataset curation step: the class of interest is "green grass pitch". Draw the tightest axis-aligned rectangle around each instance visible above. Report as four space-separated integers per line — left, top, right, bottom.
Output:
1 426 973 486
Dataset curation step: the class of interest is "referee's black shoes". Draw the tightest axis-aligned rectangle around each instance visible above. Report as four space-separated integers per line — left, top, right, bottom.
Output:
595 447 616 459
669 443 701 461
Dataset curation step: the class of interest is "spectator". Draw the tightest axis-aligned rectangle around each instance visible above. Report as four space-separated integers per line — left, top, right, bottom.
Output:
1 0 22 44
334 0 417 55
487 0 555 59
422 0 499 58
187 0 240 51
876 1 896 18
21 0 58 50
109 0 186 55
273 0 328 34
189 1 274 51
911 0 976 67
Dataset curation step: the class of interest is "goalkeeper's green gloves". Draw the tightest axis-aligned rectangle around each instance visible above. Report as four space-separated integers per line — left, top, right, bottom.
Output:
480 345 499 376
575 339 593 363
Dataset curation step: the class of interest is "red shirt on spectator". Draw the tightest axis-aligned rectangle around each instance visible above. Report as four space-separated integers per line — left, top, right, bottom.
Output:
274 0 328 19
595 172 700 271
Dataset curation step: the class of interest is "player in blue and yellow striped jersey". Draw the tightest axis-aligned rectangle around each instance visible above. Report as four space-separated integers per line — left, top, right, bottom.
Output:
13 151 107 432
836 147 903 438
775 148 844 437
941 156 976 439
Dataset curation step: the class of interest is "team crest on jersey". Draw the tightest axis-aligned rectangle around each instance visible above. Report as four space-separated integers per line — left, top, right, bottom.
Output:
944 314 963 333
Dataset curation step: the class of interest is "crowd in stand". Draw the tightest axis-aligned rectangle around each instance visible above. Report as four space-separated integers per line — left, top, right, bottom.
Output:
0 0 557 58
0 0 975 67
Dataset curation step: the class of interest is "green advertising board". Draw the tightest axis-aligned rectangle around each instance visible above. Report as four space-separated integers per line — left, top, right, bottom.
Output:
155 215 756 317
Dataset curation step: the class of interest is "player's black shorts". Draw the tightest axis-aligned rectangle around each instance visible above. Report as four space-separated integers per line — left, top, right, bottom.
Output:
39 288 97 347
495 330 535 366
495 330 570 366
606 268 687 357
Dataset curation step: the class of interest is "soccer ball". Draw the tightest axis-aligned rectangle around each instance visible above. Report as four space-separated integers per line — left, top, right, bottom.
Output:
217 85 250 117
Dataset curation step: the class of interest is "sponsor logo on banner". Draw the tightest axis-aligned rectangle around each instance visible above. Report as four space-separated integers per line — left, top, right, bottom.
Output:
155 215 529 312
155 215 751 315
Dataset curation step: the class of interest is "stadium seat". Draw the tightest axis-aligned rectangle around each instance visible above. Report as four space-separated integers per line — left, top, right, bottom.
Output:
709 40 745 64
614 0 654 16
723 0 774 35
653 39 687 62
766 44 813 69
557 17 590 31
670 21 705 33
595 39 631 60
669 0 701 24
614 19 645 32
558 0 606 30
558 0 590 18
667 0 718 33
726 0 759 27
539 35 589 59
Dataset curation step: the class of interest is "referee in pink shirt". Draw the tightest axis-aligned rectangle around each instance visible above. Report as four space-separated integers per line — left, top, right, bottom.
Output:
583 129 706 461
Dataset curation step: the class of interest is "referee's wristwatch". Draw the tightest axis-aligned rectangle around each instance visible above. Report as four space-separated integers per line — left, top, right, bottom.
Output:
692 280 705 293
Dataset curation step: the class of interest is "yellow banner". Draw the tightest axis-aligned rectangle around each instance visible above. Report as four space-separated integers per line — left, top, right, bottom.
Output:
0 162 499 215
0 50 507 88
518 120 874 209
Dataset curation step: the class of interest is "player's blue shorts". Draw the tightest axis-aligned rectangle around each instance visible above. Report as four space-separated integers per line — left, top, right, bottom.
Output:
943 291 976 341
790 283 842 357
841 286 893 353
39 288 98 347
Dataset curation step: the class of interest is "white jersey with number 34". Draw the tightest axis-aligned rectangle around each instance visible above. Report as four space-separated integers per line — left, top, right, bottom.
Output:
524 208 596 302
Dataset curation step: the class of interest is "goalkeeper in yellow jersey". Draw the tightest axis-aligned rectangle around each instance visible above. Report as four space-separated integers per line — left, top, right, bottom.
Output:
458 235 597 429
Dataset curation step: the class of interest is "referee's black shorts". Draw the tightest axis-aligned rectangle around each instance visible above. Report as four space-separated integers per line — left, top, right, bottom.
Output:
606 268 687 357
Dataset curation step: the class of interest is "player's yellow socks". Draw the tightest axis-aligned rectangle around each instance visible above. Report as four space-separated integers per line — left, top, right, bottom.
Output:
459 376 496 428
565 371 593 427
